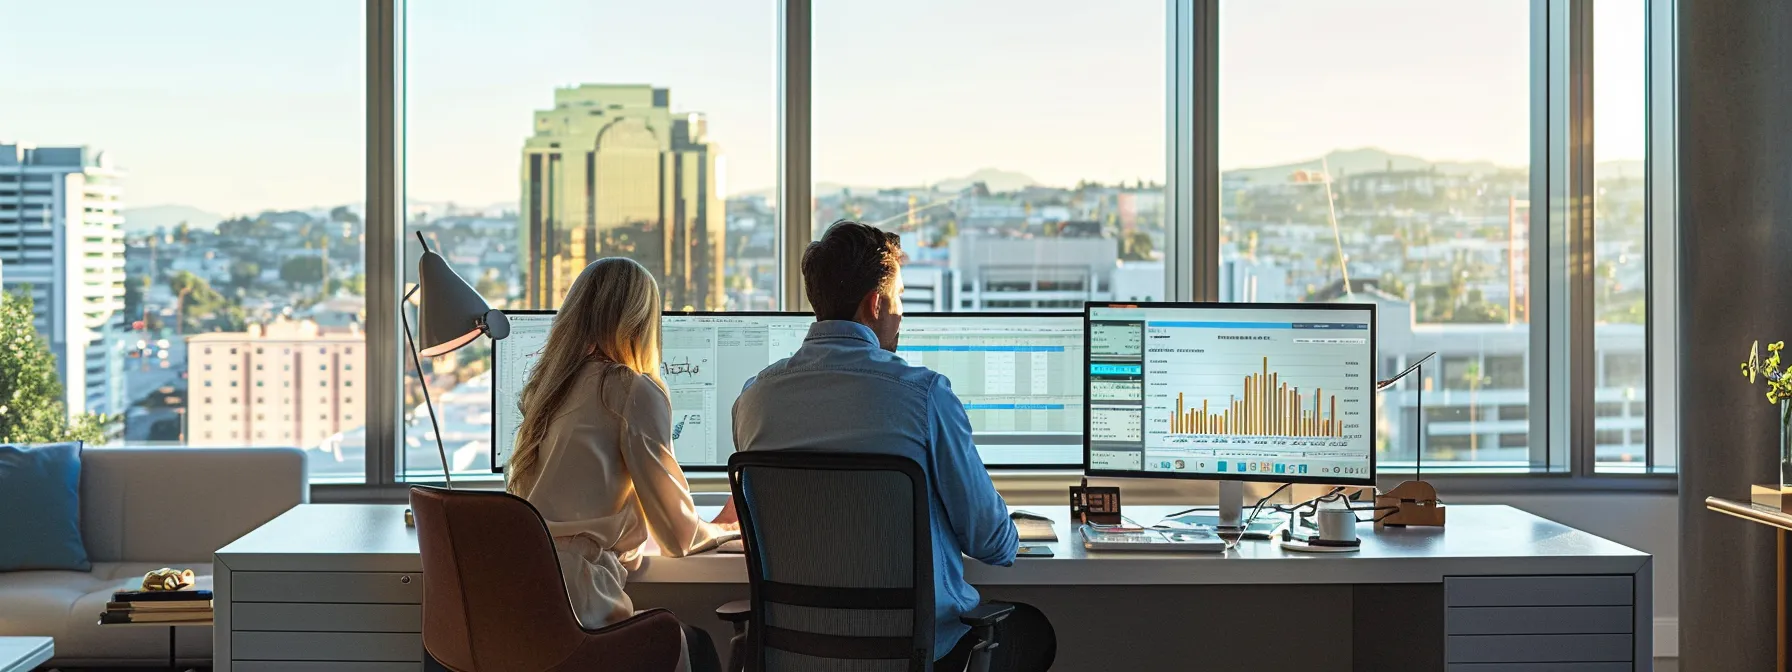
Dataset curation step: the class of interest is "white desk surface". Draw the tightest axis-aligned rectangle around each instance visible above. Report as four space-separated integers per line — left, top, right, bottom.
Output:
216 503 1649 585
0 637 53 672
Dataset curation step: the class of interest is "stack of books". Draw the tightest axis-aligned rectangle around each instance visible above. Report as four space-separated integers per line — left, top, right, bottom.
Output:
100 589 213 624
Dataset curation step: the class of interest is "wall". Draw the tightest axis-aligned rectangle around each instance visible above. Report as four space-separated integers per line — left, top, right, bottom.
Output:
1678 1 1792 669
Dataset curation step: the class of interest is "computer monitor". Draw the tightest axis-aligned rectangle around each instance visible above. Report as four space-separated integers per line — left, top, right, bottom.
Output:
490 311 1086 472
1083 301 1377 487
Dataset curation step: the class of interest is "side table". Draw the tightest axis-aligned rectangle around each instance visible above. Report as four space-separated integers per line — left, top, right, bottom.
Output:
0 638 52 672
96 619 213 671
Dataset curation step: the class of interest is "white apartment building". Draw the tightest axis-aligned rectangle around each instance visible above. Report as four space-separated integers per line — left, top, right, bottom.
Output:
0 144 127 418
185 320 365 449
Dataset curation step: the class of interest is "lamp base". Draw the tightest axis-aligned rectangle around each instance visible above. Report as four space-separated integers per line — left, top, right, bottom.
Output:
1374 480 1446 529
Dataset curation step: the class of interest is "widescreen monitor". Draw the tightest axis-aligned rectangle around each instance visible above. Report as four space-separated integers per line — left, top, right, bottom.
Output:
1084 302 1377 486
492 311 1085 471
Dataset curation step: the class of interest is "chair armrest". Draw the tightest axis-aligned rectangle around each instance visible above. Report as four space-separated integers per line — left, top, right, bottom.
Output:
715 600 752 624
958 603 1015 628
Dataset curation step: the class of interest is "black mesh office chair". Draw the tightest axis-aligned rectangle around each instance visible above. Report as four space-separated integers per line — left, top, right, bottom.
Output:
715 450 1013 672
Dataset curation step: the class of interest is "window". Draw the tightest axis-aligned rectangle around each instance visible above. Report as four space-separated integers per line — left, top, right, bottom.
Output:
1221 0 1532 469
5 2 367 483
398 0 780 481
813 1 1167 314
1594 0 1648 471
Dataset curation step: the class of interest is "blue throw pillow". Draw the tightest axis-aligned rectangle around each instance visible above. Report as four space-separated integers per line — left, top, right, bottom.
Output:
0 442 91 571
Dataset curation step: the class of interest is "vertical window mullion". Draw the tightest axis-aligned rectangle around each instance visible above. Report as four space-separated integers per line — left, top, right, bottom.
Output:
365 0 403 487
778 0 812 311
1165 0 1211 303
1569 0 1597 477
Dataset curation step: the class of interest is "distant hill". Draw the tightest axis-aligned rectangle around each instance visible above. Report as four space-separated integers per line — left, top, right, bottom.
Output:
750 168 1044 201
121 204 224 235
1224 147 1515 184
933 168 1040 194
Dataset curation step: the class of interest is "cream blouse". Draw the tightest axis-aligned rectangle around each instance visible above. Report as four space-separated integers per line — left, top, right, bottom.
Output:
514 363 728 630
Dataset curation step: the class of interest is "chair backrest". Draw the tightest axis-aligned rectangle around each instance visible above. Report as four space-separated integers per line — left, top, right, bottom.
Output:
729 450 934 672
408 486 681 671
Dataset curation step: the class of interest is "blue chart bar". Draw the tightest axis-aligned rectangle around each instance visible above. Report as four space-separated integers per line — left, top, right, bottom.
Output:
1151 321 1369 330
899 345 1067 352
1090 363 1142 375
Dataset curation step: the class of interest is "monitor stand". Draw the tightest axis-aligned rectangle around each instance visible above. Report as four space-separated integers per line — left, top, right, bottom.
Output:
1216 480 1244 530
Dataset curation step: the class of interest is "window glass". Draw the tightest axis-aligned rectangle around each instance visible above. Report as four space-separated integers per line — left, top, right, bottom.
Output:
1 1 366 483
400 0 777 479
813 0 1168 313
1593 0 1648 470
1221 0 1532 468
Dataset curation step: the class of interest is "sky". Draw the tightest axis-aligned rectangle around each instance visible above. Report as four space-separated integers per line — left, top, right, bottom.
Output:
0 0 1647 216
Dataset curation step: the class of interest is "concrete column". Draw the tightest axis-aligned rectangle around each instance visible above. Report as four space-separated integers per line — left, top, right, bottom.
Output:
1679 1 1792 668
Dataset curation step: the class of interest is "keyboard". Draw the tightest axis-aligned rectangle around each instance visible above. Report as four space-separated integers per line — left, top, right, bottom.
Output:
1080 524 1225 552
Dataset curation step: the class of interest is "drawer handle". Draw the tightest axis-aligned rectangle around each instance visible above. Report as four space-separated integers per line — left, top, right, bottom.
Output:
401 575 412 584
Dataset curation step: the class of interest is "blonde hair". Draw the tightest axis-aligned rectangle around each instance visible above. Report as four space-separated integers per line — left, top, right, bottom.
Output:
506 258 664 494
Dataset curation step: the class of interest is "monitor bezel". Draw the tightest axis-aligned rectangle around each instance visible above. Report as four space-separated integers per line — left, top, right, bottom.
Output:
490 309 1087 473
1081 301 1379 487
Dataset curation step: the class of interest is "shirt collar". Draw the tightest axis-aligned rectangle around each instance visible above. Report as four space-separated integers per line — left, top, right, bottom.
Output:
806 320 879 347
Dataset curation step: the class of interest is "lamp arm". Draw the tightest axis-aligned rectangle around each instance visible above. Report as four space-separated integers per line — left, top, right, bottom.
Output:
401 284 453 489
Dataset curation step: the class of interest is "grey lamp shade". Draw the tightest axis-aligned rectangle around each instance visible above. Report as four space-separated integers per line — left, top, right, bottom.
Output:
417 249 507 357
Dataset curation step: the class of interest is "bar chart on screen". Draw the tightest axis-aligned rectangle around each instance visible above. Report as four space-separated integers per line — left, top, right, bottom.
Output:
1138 319 1371 472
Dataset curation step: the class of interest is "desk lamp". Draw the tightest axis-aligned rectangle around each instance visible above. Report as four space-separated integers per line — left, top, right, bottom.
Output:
1373 351 1444 528
404 232 510 490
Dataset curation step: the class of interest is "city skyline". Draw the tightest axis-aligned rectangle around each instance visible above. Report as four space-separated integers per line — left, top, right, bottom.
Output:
2 1 1646 216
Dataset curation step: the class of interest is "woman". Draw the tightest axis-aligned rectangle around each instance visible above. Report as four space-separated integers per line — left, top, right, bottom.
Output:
507 257 735 672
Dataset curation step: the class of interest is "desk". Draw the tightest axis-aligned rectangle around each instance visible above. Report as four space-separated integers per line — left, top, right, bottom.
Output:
216 504 1651 671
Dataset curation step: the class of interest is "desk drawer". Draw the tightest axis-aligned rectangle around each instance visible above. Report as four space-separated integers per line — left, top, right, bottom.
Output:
1445 576 1632 607
1446 634 1631 664
233 603 422 633
233 632 421 662
233 572 422 604
235 663 420 672
1446 606 1632 635
1447 665 1633 672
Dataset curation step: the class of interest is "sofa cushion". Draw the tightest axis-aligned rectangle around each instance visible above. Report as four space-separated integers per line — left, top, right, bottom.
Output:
0 442 90 571
0 563 213 665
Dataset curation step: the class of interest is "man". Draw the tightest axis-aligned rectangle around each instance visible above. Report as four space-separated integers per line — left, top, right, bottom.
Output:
733 220 1055 671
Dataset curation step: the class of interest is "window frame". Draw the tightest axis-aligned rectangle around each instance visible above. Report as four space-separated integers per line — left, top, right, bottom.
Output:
336 0 1675 498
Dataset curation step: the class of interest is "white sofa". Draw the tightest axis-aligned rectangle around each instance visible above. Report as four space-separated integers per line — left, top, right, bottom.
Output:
0 447 306 667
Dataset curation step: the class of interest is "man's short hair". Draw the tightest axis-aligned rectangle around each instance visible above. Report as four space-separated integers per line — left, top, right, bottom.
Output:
803 220 903 321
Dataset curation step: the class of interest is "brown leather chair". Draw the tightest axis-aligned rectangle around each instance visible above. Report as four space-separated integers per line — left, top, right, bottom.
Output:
409 485 687 671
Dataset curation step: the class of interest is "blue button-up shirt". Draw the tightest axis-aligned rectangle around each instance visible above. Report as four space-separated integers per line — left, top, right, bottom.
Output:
732 320 1019 656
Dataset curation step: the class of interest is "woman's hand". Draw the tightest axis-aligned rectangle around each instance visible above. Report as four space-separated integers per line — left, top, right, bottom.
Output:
711 495 739 526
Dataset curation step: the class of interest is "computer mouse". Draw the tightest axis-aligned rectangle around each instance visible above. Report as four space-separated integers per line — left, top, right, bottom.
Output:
1010 510 1053 522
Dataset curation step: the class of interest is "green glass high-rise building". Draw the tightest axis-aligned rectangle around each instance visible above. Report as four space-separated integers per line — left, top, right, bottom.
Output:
521 85 724 310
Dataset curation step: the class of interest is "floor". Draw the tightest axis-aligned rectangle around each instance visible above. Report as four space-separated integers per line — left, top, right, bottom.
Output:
1655 659 1678 672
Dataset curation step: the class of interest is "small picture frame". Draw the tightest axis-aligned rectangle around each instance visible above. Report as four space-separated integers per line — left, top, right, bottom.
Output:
1070 483 1122 526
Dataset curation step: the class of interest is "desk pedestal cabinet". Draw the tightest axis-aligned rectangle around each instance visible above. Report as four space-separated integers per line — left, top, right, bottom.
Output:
216 504 1650 671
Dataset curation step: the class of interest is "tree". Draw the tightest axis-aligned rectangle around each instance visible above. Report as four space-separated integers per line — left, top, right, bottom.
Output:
280 257 327 286
327 273 366 297
168 271 229 334
1119 231 1157 261
0 290 109 444
229 260 262 288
